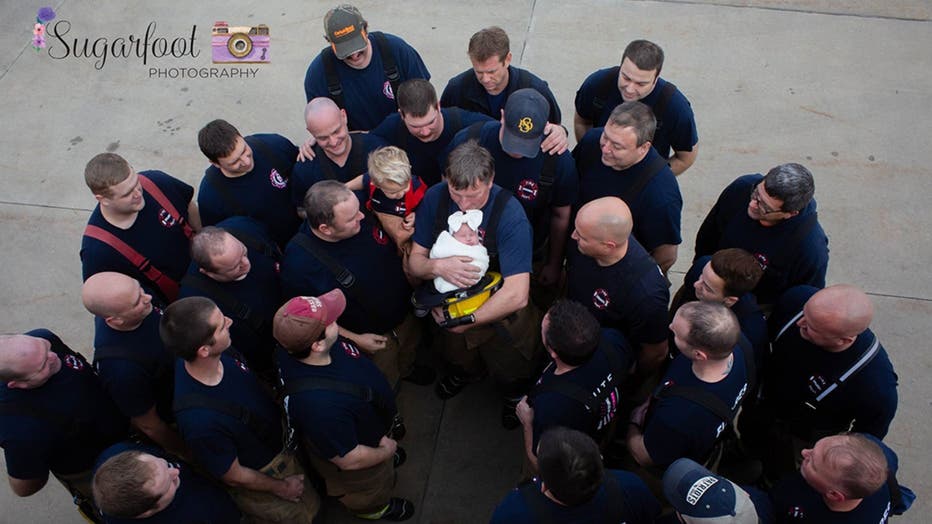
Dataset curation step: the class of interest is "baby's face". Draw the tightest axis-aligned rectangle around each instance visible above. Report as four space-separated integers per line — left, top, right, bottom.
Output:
452 223 480 245
377 180 408 200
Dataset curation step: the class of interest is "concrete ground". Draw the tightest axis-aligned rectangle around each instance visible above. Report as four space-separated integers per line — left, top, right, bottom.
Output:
1 0 929 522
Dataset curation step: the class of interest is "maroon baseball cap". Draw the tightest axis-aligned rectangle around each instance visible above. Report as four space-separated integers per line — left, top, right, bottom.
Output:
273 289 346 352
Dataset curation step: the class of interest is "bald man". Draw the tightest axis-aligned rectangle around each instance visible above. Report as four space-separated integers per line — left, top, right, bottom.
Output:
565 197 670 374
743 284 899 481
291 97 388 216
82 272 186 458
0 329 127 519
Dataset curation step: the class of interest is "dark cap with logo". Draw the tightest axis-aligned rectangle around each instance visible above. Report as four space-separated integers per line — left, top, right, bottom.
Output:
502 88 548 158
324 4 367 60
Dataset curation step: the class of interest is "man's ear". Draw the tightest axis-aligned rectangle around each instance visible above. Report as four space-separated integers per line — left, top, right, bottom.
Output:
722 296 739 308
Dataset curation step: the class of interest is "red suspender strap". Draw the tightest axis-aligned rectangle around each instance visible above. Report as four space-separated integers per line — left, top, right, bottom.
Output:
83 224 180 301
366 182 377 212
137 174 193 239
404 177 427 215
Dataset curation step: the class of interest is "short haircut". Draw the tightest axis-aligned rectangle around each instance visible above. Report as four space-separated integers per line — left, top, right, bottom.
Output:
160 297 217 361
468 26 509 63
444 140 495 190
304 180 354 229
368 146 412 187
93 451 161 518
397 79 438 118
622 39 664 74
537 427 604 506
678 301 740 359
710 248 763 298
197 119 241 163
825 434 888 499
190 226 230 272
763 163 815 212
84 153 131 196
607 101 656 146
544 300 601 366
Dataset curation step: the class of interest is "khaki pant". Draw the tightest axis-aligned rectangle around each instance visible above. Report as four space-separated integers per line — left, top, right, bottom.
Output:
230 447 321 524
370 312 421 388
307 451 395 515
440 303 542 387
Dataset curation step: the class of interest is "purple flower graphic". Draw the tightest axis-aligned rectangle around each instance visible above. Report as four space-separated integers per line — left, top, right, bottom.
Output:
32 34 46 49
37 7 56 23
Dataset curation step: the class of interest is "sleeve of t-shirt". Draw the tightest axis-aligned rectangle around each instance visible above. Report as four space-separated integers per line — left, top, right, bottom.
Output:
439 77 458 109
788 229 829 290
2 437 53 480
301 409 360 460
97 359 157 418
612 470 662 521
767 285 817 339
573 69 603 121
627 286 671 345
495 199 533 277
178 415 238 479
390 35 430 82
196 173 224 227
412 187 442 249
255 134 300 171
637 189 683 251
289 161 319 208
534 79 562 125
549 153 579 208
280 247 333 300
489 490 535 524
851 380 898 439
665 92 699 152
694 178 746 260
530 393 589 450
303 54 325 102
642 409 693 467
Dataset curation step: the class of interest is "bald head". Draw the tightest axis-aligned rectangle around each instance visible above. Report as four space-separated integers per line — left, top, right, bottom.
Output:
304 97 342 126
0 334 54 384
578 197 633 244
82 272 152 330
808 284 874 338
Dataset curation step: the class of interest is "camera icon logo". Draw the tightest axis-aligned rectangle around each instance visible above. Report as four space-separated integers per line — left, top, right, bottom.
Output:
212 21 270 63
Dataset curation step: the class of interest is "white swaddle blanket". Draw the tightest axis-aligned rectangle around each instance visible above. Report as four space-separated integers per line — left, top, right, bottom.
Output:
429 210 489 293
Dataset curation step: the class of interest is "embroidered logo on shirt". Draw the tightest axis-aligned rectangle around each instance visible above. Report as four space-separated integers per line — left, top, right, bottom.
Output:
517 179 539 202
342 341 360 358
158 208 177 228
269 169 287 189
233 357 249 372
63 354 85 371
372 225 388 245
592 288 611 310
753 252 769 271
383 80 395 100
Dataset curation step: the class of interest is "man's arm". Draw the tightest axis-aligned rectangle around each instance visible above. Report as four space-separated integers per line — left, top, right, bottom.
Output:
221 457 304 501
8 475 47 497
650 243 678 275
668 146 698 177
516 397 539 474
626 426 654 467
573 112 593 143
439 273 529 333
540 123 569 156
186 200 202 232
407 243 482 289
638 341 669 374
130 406 190 460
538 205 571 286
330 436 397 471
338 326 389 354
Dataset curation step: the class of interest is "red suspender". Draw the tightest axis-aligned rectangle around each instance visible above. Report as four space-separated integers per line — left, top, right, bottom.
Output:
404 177 427 215
83 225 180 302
137 174 193 239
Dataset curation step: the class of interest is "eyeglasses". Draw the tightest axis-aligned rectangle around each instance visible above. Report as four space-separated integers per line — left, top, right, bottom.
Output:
750 183 780 215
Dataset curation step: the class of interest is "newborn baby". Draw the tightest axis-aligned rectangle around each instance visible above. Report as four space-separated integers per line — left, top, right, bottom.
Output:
429 209 489 293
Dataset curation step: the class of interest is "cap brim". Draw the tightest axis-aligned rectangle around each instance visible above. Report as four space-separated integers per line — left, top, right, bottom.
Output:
501 129 542 158
318 288 347 325
332 36 367 59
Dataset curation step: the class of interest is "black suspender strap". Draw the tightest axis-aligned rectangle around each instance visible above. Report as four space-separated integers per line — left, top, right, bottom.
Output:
803 333 880 411
245 136 293 180
651 82 677 131
322 48 345 109
371 32 400 101
591 66 620 113
530 341 626 413
180 272 266 333
284 375 395 432
174 393 280 445
537 153 558 207
620 153 669 205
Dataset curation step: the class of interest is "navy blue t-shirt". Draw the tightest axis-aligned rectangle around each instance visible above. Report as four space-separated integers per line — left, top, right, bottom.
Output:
677 255 768 374
93 306 174 421
441 65 562 124
446 121 579 251
574 129 682 251
370 107 493 187
291 133 388 208
178 216 282 371
81 170 194 303
304 32 430 131
643 349 749 467
694 174 829 305
198 133 300 248
565 237 669 347
764 286 898 438
173 352 283 478
281 219 410 334
0 329 128 478
95 441 241 524
575 69 698 159
529 328 633 449
277 340 396 460
413 183 533 277
490 470 661 524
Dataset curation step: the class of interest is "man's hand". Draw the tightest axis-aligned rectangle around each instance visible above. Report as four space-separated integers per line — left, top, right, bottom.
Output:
630 398 650 427
273 474 305 502
540 123 569 155
379 435 398 455
429 307 471 333
296 136 318 162
536 261 561 287
354 333 389 353
402 212 416 231
516 396 534 428
434 256 482 289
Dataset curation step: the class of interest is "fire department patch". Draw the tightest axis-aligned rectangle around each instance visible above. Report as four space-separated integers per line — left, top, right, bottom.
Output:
383 80 395 100
269 169 287 189
158 209 176 228
592 288 611 310
342 341 360 358
517 179 539 202
63 354 84 371
372 226 388 245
